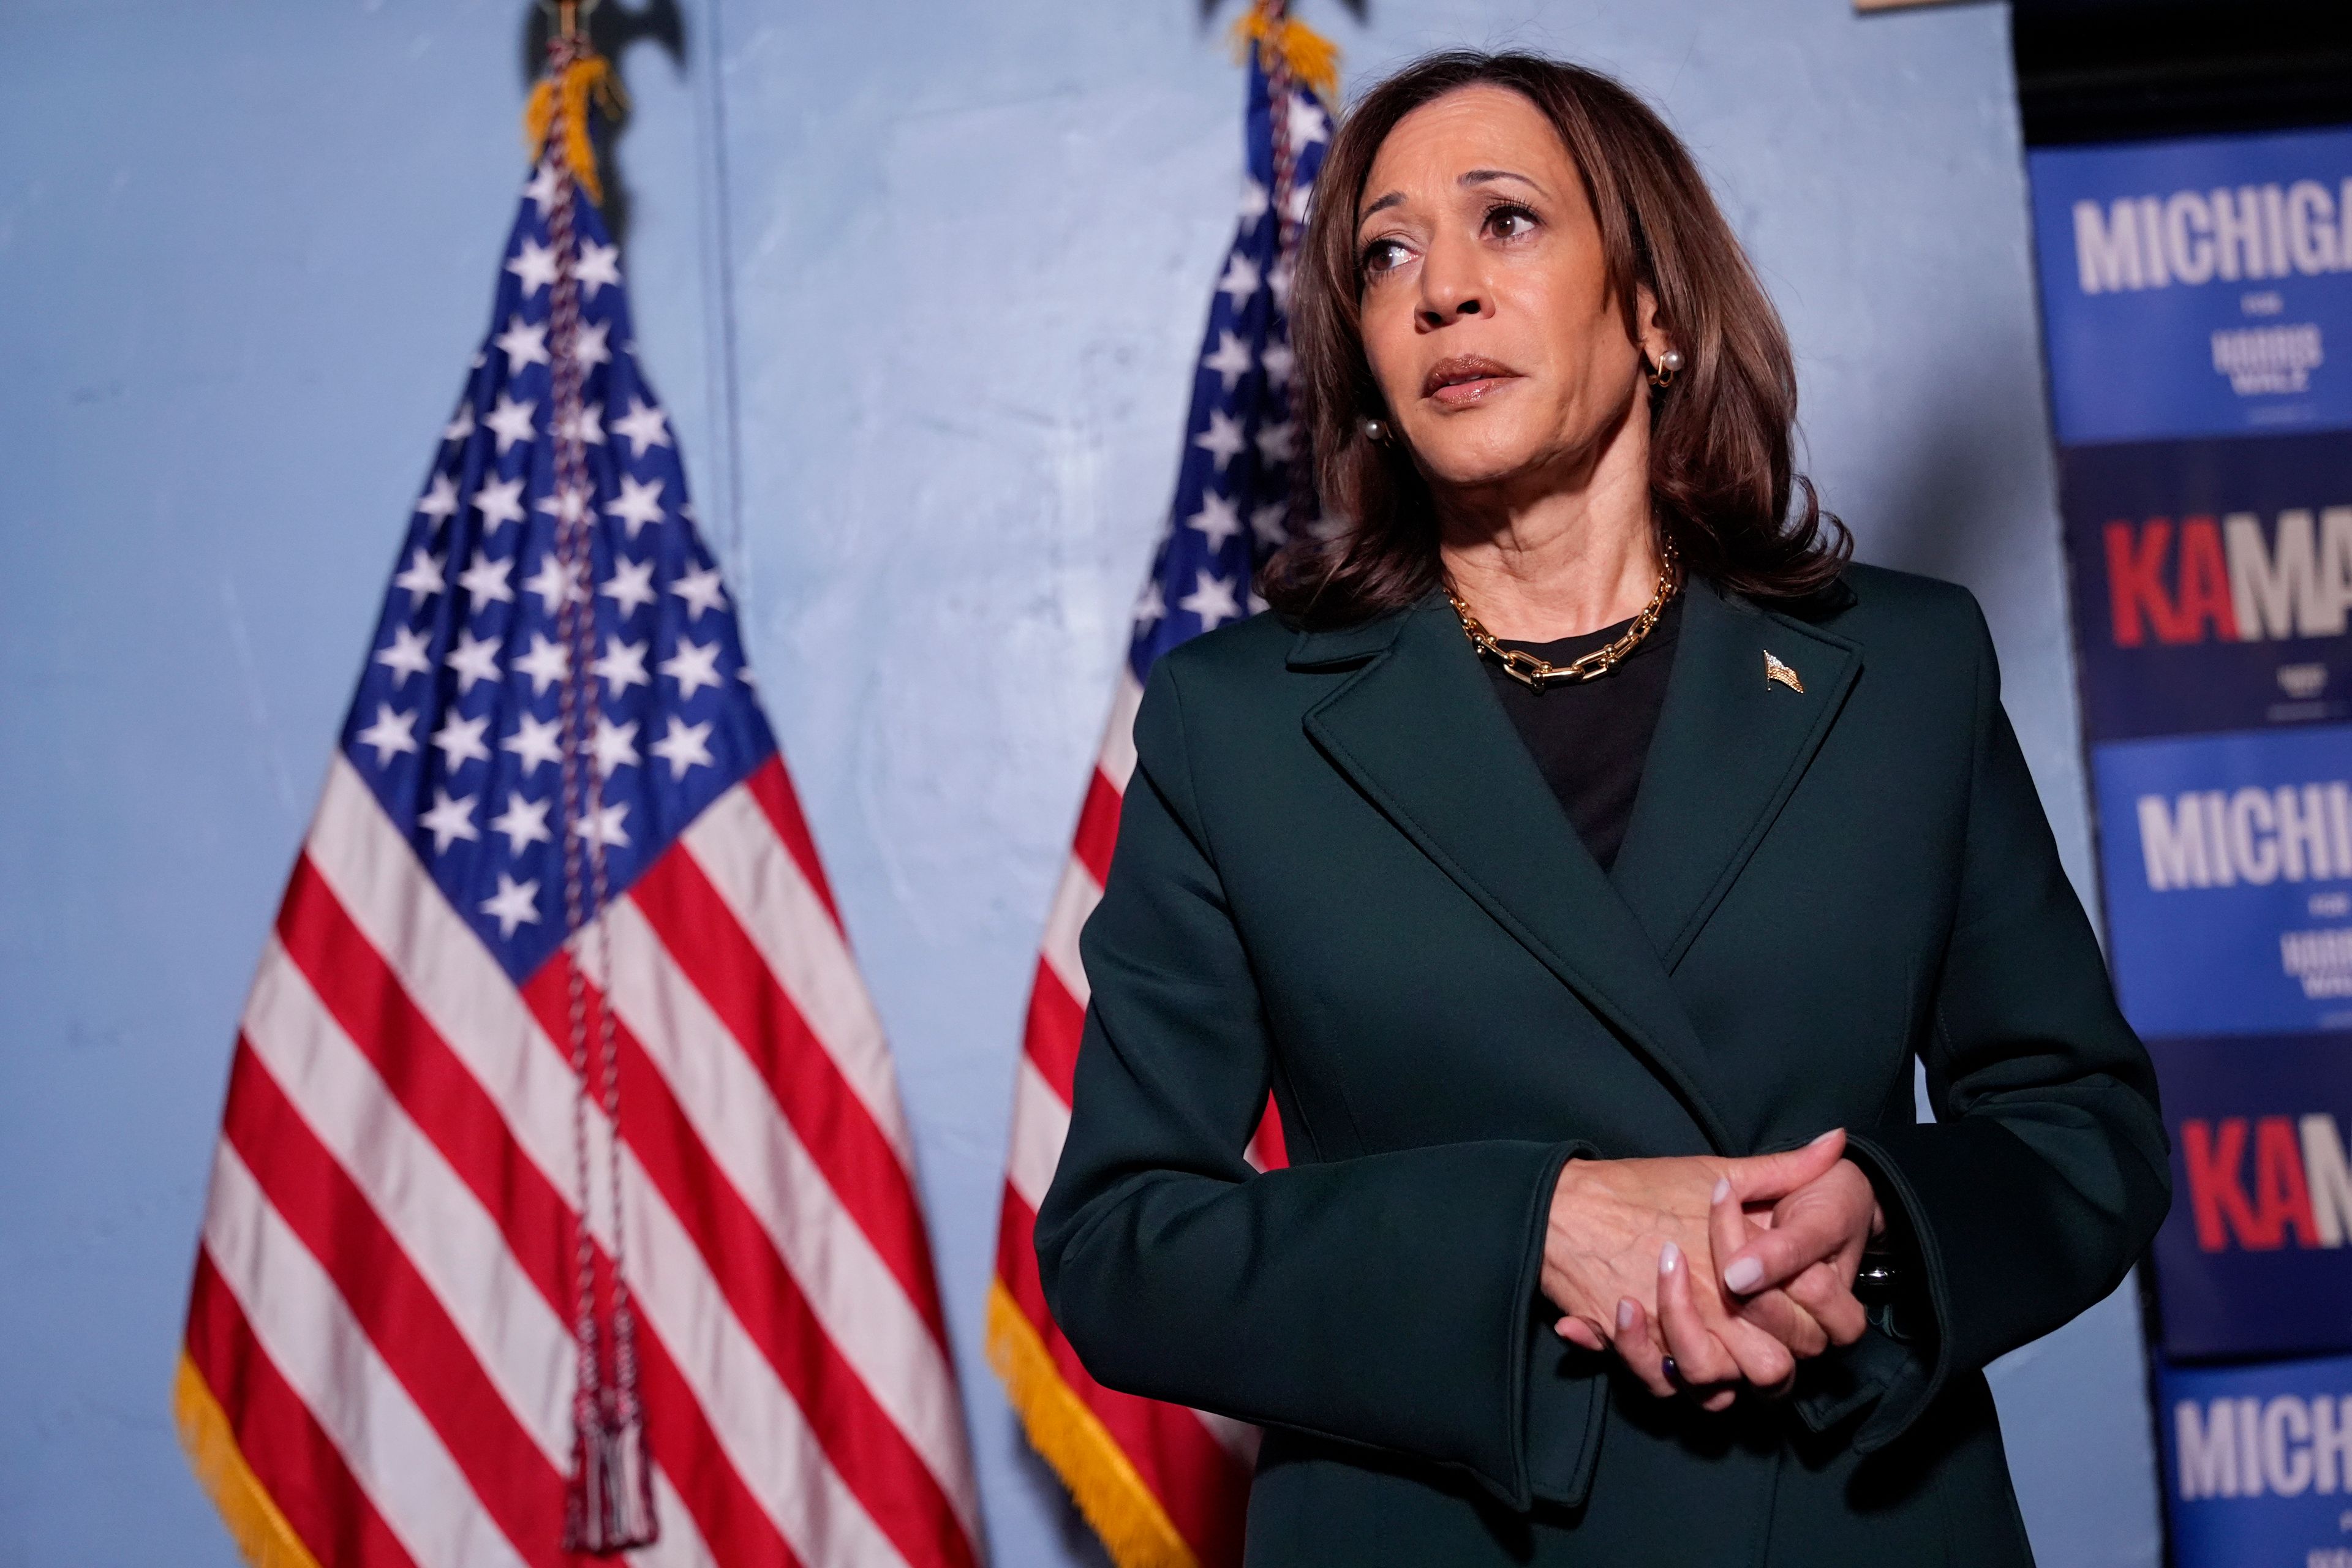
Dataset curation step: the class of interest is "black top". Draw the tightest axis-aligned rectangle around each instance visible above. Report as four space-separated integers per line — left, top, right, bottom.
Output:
1480 595 1683 871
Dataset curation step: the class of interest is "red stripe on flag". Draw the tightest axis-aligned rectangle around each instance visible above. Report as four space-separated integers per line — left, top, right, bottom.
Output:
274 858 572 1300
995 1190 1249 1561
184 1256 419 1568
521 951 978 1568
627 846 949 1341
217 1041 565 1568
1071 769 1124 891
272 862 769 1567
1020 957 1087 1097
744 753 843 932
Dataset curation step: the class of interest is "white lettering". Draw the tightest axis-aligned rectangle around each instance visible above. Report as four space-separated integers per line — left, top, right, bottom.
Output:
2142 794 2214 890
2076 200 2146 293
2232 787 2281 884
2169 190 2217 284
2216 188 2268 281
2268 1396 2316 1496
2290 181 2342 274
2303 1117 2352 1250
2280 785 2335 880
2180 1398 2241 1499
2314 1394 2352 1491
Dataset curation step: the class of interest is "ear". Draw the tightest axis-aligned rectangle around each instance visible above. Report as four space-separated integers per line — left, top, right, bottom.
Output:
1632 284 1671 363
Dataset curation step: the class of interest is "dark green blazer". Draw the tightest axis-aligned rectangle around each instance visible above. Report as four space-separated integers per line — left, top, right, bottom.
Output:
1035 565 2170 1568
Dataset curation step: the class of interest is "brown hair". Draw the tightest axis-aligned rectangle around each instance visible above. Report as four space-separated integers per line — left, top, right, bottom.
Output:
1264 51 1849 626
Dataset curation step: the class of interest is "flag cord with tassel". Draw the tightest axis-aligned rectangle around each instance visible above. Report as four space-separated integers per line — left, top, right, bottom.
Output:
535 9 658 1553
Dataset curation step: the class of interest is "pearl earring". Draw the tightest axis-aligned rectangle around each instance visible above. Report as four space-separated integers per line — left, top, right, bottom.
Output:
1648 348 1685 390
1360 416 1392 445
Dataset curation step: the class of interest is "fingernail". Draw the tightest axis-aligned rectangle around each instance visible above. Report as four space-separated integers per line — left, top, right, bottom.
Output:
1724 1257 1763 1293
1618 1298 1637 1330
1811 1128 1839 1145
1659 1240 1681 1273
1711 1177 1731 1204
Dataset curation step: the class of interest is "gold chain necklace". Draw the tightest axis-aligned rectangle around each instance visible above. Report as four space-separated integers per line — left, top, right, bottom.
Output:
1447 539 1682 689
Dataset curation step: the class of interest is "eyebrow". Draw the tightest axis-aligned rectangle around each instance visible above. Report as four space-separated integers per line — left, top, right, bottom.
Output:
1356 168 1547 227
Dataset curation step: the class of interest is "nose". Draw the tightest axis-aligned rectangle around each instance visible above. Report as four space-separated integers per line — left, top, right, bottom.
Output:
1417 233 1487 329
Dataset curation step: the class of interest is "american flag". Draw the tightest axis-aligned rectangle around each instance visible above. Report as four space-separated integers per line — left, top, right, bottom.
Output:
175 98 981 1568
986 29 1332 1568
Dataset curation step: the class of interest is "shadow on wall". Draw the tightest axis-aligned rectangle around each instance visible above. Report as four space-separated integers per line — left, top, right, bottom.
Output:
519 0 687 251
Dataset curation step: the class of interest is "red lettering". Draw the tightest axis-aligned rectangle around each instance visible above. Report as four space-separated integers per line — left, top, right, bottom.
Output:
2184 1117 2271 1250
2255 1115 2320 1248
2106 521 2179 647
2174 516 2242 642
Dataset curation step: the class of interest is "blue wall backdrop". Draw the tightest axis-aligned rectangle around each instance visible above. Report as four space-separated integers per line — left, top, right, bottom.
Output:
0 2 2160 1564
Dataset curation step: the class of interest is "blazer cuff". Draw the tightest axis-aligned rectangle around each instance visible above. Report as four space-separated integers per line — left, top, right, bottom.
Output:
1838 1129 1956 1453
1522 1140 1607 1507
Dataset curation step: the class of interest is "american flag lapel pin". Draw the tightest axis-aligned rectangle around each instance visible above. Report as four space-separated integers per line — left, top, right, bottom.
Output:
1763 650 1805 693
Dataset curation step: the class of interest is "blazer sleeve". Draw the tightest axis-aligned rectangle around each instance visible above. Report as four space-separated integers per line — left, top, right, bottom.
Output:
1838 598 2171 1454
1034 658 1583 1510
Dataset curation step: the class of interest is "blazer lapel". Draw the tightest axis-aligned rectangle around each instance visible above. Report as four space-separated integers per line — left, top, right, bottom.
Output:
1295 597 1736 1152
1610 579 1863 969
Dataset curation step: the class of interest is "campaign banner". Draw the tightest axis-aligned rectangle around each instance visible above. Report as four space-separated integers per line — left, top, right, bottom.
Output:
2062 431 2352 742
2030 126 2352 447
2147 1033 2352 1359
2093 723 2352 1038
2157 1351 2352 1566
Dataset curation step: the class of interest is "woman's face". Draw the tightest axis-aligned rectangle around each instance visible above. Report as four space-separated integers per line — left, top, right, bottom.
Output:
1352 85 1662 496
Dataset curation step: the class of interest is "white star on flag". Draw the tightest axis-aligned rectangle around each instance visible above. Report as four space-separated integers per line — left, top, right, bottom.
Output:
500 710 564 774
533 484 590 527
572 800 630 848
591 715 640 776
555 401 605 446
605 473 665 538
575 319 612 370
493 315 550 374
354 704 418 766
1261 339 1295 388
374 625 433 687
609 397 671 457
1194 409 1247 470
443 403 476 444
1238 176 1270 223
1255 419 1297 465
601 556 658 617
506 236 559 296
431 712 492 772
1202 331 1254 391
511 633 571 696
1284 180 1314 226
659 638 725 699
1251 500 1290 549
393 549 445 603
472 477 528 531
480 872 541 937
483 394 538 454
1270 256 1296 311
444 628 505 694
415 473 461 522
1289 96 1330 146
1179 569 1243 630
575 240 621 299
522 556 584 614
1133 578 1167 628
1187 491 1245 551
592 636 650 696
458 550 514 607
418 788 480 853
1216 253 1261 305
670 565 726 621
487 792 553 854
650 715 716 779
524 162 562 214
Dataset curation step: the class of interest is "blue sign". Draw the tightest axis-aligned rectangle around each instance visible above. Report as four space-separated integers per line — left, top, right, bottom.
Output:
2061 431 2352 743
2146 1033 2352 1360
2157 1351 2352 1566
2092 725 2352 1037
2030 126 2352 446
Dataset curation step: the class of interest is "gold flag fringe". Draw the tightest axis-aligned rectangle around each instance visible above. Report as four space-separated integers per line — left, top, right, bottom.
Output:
173 1353 326 1568
986 1281 1202 1568
1231 3 1340 105
523 54 625 206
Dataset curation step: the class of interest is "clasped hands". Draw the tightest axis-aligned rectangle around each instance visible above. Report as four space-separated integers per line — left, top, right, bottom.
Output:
1541 1129 1883 1412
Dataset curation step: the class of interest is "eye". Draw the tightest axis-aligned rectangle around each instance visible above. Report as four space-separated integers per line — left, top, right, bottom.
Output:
1485 203 1539 241
1359 236 1414 278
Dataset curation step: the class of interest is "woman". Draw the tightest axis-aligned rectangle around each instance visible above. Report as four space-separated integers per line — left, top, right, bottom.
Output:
1035 50 2168 1567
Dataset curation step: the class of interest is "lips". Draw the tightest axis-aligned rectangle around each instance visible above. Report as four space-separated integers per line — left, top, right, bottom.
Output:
1421 355 1518 405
